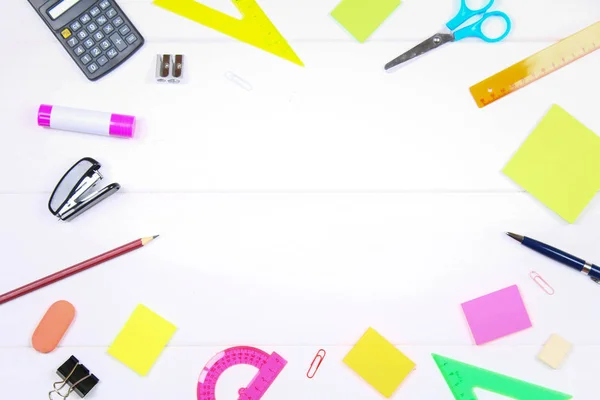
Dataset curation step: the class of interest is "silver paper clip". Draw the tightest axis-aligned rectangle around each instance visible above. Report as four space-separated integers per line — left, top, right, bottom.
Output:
225 71 253 91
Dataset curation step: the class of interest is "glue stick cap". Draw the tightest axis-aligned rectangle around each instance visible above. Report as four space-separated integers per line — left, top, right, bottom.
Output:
38 104 52 127
109 113 136 138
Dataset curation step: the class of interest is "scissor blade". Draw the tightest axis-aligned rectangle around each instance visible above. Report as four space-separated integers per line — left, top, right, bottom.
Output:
385 33 454 71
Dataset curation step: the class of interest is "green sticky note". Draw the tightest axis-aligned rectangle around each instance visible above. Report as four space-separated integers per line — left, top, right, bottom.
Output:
331 0 401 43
503 105 600 223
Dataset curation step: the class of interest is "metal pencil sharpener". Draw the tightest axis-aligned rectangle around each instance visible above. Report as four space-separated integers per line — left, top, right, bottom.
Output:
155 54 184 84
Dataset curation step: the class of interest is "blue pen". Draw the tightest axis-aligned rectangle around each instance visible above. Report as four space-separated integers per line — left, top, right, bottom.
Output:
507 232 600 284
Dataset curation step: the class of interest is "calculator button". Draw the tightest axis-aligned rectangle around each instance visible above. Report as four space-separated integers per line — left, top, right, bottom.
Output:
96 15 108 26
118 25 130 36
90 47 102 57
87 63 99 74
99 0 110 9
66 37 78 47
60 28 71 39
100 39 111 50
86 23 98 33
90 7 101 17
80 54 92 65
84 38 95 49
102 24 114 34
106 8 117 19
93 31 104 41
80 14 91 24
70 21 82 31
77 30 88 39
97 55 109 66
109 33 127 51
125 34 137 44
74 45 85 56
112 16 123 27
106 48 118 59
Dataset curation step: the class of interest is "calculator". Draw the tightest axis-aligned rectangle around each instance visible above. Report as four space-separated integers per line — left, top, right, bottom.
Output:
28 0 144 81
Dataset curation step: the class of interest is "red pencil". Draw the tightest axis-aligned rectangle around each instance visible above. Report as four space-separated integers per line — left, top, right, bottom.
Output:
0 235 158 305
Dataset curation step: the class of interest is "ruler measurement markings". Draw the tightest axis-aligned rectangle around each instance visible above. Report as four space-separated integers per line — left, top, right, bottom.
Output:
471 22 600 108
198 346 286 400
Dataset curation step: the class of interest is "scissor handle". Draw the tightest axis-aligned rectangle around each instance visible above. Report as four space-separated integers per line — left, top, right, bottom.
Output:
446 0 495 30
453 11 512 42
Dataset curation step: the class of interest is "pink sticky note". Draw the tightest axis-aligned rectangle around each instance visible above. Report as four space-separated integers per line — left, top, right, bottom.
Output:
461 285 532 345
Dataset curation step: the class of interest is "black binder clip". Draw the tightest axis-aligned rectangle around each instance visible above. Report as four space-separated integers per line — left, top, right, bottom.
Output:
48 157 120 221
49 356 99 399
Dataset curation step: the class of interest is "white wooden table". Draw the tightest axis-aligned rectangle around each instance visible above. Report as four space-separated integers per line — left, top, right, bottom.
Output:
1 0 600 398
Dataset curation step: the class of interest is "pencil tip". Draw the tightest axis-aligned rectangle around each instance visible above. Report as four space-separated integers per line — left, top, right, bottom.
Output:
153 235 159 239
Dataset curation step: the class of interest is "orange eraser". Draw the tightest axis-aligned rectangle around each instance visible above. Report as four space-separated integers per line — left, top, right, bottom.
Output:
32 300 75 353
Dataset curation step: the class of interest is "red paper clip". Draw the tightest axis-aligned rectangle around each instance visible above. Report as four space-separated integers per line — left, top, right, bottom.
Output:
307 349 326 379
530 271 555 295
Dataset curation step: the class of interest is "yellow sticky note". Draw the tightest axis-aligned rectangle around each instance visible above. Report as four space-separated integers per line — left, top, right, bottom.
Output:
331 0 401 43
503 105 600 223
343 327 415 398
108 304 177 376
538 334 572 369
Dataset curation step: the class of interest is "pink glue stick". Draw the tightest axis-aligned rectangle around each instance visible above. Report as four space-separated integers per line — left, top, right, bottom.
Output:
38 104 136 138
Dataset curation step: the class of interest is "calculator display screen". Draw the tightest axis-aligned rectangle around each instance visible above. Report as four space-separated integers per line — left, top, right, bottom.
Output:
48 0 82 20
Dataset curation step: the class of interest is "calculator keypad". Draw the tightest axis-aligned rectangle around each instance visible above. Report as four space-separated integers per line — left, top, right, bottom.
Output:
100 40 111 50
96 15 108 26
109 33 127 51
126 34 137 44
83 38 95 49
87 63 99 73
90 7 101 17
90 47 102 57
57 0 143 78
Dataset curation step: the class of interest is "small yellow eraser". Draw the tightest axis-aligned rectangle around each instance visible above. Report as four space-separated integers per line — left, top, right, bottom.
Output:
538 334 572 369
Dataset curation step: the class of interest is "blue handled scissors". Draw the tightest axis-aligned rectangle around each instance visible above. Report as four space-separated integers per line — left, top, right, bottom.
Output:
385 0 512 70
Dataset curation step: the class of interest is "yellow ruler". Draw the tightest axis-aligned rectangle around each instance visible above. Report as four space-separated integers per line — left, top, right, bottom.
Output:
470 22 600 108
153 0 304 66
